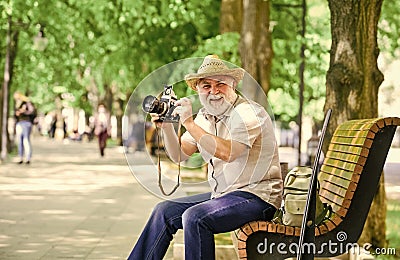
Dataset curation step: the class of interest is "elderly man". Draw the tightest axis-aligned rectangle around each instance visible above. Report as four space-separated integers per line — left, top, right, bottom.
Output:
128 55 283 260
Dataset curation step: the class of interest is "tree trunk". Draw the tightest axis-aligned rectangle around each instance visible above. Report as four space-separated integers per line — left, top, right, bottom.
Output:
220 0 273 102
220 0 242 34
240 0 273 102
1 15 19 161
114 98 124 146
325 0 385 249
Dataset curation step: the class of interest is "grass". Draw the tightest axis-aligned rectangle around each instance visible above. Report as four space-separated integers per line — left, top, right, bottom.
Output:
377 199 400 259
215 232 234 245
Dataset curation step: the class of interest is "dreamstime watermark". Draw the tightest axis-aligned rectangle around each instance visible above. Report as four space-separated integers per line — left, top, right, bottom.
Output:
257 231 396 256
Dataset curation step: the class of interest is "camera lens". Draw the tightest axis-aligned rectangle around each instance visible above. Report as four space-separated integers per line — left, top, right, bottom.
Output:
142 95 167 115
142 96 158 113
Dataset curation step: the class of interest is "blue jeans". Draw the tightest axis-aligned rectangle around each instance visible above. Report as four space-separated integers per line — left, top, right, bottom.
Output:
128 191 276 260
16 121 33 161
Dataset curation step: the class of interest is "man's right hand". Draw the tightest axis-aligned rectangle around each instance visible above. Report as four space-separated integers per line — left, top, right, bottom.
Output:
150 113 172 129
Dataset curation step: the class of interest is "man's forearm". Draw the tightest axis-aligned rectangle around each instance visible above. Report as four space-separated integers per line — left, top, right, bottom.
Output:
183 121 245 162
161 124 190 162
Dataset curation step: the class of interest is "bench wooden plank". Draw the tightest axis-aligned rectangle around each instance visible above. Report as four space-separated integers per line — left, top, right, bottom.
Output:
321 180 348 197
327 143 370 157
277 224 286 234
319 173 351 189
250 222 259 233
336 121 376 132
336 207 348 218
333 129 375 139
320 165 355 180
238 248 247 259
324 157 359 172
268 223 277 233
330 136 373 148
259 221 267 231
242 223 254 236
319 186 345 211
324 219 337 231
319 196 342 213
325 150 367 166
386 117 400 126
285 226 295 236
238 240 246 250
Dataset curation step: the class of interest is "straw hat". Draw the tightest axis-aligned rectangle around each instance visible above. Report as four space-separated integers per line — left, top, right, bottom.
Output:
184 55 245 90
13 91 29 102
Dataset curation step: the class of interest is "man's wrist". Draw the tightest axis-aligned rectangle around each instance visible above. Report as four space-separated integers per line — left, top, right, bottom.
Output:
183 119 195 131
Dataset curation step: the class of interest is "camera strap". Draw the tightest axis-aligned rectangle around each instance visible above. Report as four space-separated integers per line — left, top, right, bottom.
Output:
156 122 182 196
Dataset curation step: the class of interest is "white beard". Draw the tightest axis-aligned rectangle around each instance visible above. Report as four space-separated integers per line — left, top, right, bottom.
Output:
199 93 236 116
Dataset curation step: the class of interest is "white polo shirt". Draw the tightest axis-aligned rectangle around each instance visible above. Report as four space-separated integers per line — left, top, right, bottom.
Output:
181 96 283 209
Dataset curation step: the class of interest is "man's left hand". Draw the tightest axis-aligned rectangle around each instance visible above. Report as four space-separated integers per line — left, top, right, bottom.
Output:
173 97 193 126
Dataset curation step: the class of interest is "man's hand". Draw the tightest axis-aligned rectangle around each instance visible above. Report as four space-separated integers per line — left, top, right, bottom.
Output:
173 97 193 126
150 113 171 129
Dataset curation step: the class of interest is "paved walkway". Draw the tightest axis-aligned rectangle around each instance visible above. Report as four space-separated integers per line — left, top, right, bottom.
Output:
0 137 164 259
0 136 399 260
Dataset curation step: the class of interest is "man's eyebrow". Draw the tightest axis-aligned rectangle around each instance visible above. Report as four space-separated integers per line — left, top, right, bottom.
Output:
198 80 213 85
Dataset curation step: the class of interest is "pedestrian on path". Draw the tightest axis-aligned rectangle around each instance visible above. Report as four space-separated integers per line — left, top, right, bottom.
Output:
128 55 283 260
14 92 36 164
93 103 111 157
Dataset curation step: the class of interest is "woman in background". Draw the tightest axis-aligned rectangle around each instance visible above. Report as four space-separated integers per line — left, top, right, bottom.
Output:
93 103 111 157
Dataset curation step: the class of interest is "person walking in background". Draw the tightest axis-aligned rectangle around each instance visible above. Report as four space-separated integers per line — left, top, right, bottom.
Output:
14 92 36 164
94 103 111 157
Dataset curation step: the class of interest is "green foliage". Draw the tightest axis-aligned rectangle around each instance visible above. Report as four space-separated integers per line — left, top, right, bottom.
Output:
376 199 400 259
1 0 221 117
2 0 399 126
379 1 400 57
269 0 330 125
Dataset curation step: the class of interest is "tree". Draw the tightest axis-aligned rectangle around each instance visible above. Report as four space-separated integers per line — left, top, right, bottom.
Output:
240 0 273 104
219 0 273 105
1 0 221 153
324 0 385 248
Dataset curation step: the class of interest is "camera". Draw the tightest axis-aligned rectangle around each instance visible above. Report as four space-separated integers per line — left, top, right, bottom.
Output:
142 85 180 123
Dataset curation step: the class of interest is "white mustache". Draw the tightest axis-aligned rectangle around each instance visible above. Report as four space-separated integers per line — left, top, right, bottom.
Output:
207 94 225 101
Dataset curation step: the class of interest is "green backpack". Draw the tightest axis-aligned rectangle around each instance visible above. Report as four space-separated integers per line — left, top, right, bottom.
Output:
273 166 332 227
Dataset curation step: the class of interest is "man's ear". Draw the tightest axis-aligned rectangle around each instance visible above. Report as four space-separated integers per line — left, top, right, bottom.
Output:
232 80 238 90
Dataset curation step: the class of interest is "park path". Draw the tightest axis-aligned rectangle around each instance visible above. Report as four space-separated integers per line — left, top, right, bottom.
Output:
0 136 164 259
1 136 399 259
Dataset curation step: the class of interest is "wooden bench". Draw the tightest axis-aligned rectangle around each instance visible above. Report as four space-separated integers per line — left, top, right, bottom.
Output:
233 117 400 259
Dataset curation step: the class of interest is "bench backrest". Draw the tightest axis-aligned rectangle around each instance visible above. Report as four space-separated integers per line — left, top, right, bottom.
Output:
317 117 400 235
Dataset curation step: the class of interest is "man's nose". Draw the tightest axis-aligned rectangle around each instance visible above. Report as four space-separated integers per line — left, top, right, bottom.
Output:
210 85 219 95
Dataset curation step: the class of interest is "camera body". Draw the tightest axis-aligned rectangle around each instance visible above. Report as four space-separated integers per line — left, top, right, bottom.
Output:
142 85 180 123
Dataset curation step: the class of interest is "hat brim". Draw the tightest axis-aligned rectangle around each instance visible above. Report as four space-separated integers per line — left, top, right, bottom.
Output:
184 68 245 91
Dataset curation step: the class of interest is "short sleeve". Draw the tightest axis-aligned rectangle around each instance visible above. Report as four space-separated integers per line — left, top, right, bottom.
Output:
229 103 269 148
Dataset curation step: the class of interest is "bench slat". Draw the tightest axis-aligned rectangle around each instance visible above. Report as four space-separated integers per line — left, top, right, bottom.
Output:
327 143 370 157
333 129 375 139
320 165 354 180
330 136 373 148
321 180 348 197
319 173 351 189
325 150 367 166
324 157 359 173
385 117 400 126
335 121 375 131
319 189 343 205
